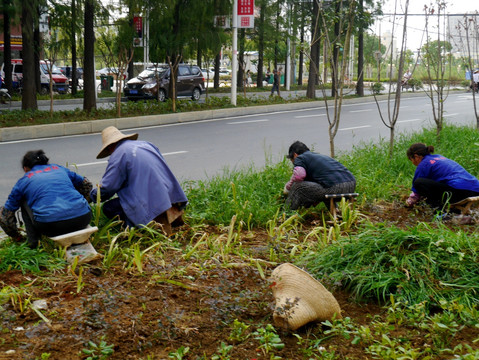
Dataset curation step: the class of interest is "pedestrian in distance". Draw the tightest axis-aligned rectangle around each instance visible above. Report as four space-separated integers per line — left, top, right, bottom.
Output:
405 143 479 210
283 141 356 210
0 150 93 248
270 69 280 96
265 68 271 85
472 70 479 93
91 126 188 235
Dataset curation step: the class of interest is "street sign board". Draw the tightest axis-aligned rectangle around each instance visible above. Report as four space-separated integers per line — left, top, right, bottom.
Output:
238 0 254 28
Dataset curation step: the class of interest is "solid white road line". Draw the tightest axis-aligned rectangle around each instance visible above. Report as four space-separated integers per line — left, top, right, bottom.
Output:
339 125 371 131
72 151 189 168
397 119 421 123
294 114 327 118
227 119 269 124
349 109 372 113
443 113 459 117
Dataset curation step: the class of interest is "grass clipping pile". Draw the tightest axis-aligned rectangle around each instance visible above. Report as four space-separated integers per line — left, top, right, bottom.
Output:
0 201 479 359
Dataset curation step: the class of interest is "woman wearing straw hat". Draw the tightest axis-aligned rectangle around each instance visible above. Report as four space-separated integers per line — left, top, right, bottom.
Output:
284 141 356 210
90 126 187 233
0 150 92 248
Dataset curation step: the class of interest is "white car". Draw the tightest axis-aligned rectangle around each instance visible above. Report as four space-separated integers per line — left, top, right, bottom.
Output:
96 67 127 79
201 68 215 79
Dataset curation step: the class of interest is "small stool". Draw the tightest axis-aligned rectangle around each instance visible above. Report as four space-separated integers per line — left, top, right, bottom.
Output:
324 193 359 219
49 225 98 248
450 196 479 215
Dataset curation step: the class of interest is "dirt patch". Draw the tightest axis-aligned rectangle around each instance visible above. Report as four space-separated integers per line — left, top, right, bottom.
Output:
0 203 478 359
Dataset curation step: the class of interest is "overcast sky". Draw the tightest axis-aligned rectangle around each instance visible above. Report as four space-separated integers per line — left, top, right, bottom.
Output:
375 0 477 51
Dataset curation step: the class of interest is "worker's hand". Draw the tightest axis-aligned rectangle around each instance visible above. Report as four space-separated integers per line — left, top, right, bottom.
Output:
405 192 420 207
283 184 289 195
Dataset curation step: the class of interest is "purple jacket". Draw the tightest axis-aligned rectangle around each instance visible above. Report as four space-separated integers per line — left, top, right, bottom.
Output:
90 140 187 226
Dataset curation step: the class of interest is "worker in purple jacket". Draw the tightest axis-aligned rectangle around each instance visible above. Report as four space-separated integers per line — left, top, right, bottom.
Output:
406 143 479 208
91 126 187 234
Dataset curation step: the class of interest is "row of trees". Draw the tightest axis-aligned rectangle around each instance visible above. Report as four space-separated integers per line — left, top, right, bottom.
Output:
1 0 383 113
4 1 477 159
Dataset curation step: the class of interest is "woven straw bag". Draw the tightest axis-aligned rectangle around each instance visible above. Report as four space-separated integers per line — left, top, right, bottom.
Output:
270 263 342 330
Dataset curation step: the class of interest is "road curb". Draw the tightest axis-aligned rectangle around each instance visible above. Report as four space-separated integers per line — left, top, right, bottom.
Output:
0 92 426 142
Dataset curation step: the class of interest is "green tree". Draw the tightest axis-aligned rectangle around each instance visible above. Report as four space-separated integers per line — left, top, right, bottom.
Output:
421 1 452 141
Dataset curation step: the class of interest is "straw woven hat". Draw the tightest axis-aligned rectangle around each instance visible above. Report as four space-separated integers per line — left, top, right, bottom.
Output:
97 126 138 159
270 263 342 331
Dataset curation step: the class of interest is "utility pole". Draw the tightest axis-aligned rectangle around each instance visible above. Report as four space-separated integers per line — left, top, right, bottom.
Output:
231 0 238 106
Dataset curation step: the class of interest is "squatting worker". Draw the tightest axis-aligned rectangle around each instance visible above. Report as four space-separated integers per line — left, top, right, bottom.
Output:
406 143 479 208
284 141 356 210
0 150 92 248
91 126 188 234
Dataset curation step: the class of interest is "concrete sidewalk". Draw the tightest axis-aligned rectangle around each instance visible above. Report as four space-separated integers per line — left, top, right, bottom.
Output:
0 90 428 142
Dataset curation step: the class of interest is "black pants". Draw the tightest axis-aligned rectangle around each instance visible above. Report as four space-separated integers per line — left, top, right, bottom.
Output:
21 202 92 248
413 177 479 209
102 197 134 227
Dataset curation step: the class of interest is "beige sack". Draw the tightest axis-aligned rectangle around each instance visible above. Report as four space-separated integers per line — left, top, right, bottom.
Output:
270 263 342 331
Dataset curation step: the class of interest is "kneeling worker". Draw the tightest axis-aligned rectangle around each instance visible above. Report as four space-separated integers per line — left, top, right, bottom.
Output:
91 126 187 233
284 141 356 210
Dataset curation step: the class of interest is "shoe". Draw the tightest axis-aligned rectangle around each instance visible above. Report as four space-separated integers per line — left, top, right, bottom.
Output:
452 215 474 225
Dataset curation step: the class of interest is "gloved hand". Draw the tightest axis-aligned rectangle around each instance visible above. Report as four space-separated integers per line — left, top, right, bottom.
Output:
406 192 421 207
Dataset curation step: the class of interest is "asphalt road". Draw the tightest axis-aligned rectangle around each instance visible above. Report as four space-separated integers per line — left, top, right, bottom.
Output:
0 91 477 205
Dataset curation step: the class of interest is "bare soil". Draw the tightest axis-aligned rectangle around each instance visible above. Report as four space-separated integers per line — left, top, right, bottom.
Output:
0 201 477 359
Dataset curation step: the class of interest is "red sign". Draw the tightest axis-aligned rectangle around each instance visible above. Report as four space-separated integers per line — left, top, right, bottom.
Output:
133 16 143 39
237 0 254 28
238 0 254 15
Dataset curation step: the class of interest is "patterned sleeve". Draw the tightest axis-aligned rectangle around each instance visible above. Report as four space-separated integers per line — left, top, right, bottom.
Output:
285 166 307 190
75 177 93 202
0 206 21 240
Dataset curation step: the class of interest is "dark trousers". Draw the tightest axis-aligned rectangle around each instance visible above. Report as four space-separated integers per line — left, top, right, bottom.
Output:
271 83 279 95
102 197 134 227
21 202 92 248
413 177 479 209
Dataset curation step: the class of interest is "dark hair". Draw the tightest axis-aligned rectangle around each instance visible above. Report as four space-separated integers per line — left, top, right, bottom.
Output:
288 141 310 159
406 143 434 159
22 150 49 169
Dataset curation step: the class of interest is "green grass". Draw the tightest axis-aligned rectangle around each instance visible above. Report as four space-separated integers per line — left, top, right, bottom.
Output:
185 159 292 227
0 239 66 274
302 222 479 310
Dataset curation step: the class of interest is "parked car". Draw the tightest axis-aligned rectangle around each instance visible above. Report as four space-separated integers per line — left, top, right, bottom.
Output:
60 66 84 80
1 59 69 94
96 67 127 79
124 64 205 102
201 68 215 80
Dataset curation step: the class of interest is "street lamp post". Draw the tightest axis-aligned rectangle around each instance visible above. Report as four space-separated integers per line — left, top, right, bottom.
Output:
231 0 238 106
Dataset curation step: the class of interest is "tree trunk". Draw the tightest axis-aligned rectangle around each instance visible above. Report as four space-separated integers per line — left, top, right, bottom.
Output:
3 0 12 93
214 53 220 89
331 2 340 97
83 0 96 112
298 5 304 86
257 0 265 87
238 29 245 89
356 0 364 96
306 0 319 99
34 6 41 94
21 1 37 110
71 0 78 95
